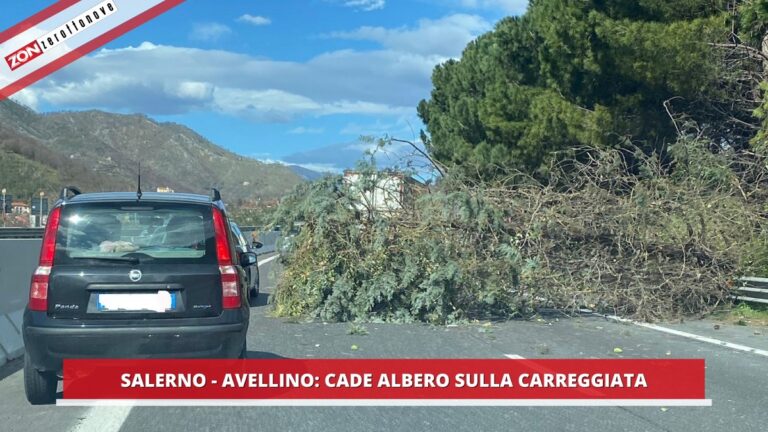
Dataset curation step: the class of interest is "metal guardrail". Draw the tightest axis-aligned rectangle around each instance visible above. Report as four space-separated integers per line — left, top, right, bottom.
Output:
0 228 44 239
733 277 768 305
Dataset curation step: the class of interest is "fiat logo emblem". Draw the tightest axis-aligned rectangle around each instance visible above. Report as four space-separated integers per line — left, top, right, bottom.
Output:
129 269 142 282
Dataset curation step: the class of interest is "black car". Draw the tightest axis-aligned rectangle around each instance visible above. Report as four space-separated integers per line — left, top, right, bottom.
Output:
230 222 261 305
22 188 255 404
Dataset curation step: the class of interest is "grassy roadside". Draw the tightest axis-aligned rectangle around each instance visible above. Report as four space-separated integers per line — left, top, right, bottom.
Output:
713 303 768 327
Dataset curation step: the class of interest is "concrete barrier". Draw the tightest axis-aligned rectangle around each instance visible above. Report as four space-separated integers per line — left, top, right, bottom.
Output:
0 239 41 366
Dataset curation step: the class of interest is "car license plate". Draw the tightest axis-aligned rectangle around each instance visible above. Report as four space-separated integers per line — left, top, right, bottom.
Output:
97 291 176 312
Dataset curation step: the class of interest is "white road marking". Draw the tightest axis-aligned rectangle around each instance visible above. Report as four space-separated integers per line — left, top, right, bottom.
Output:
70 406 133 432
258 254 279 267
599 314 768 358
504 354 525 359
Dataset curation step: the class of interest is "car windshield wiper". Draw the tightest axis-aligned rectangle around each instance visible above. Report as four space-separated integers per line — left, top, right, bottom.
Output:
75 256 141 264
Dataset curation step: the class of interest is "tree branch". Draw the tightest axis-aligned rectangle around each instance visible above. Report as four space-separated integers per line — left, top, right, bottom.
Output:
390 137 447 177
709 42 768 63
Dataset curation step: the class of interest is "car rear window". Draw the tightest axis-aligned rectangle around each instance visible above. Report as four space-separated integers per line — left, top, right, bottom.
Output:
54 202 216 264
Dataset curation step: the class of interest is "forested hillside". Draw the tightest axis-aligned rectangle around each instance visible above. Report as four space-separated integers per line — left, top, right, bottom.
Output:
0 99 303 202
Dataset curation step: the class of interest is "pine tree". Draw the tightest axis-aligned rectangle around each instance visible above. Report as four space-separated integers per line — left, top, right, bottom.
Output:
418 0 735 177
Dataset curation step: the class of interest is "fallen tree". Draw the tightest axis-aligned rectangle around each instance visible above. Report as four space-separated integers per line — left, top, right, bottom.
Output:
271 140 768 323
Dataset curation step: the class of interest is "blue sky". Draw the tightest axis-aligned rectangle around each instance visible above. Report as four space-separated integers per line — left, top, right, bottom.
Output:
3 0 527 172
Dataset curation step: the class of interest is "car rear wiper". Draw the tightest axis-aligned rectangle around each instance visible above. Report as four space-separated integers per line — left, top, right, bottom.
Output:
76 256 141 264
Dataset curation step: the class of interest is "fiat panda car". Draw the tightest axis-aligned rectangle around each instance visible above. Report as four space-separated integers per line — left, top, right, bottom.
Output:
22 188 255 404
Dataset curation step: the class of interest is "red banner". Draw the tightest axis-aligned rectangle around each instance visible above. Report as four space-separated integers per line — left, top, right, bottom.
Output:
62 359 707 404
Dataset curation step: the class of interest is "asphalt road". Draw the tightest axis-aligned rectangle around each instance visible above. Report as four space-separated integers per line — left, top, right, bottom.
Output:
1 253 767 432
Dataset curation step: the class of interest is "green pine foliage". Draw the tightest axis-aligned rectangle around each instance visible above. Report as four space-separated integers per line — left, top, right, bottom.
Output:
418 0 735 177
272 165 522 324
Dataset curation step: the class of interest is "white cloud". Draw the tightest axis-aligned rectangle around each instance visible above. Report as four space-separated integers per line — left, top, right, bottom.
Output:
323 100 413 116
340 116 417 137
10 89 39 110
237 14 271 26
328 14 490 57
343 0 386 11
286 162 341 173
288 127 324 134
280 138 420 172
166 81 214 101
212 88 411 122
25 13 489 122
97 41 160 54
41 73 142 106
456 0 528 15
344 139 409 154
26 43 425 118
189 23 232 41
212 88 321 122
255 158 341 173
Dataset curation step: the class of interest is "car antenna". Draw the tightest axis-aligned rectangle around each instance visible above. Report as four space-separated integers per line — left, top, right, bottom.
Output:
137 162 143 201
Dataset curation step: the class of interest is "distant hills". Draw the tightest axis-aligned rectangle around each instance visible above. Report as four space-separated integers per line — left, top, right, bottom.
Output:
288 165 329 181
0 99 306 203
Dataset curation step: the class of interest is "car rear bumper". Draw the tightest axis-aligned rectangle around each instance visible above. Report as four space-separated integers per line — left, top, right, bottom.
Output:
23 310 248 372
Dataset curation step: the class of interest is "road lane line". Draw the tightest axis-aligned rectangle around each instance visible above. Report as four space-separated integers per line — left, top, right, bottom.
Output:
70 406 132 432
599 314 768 358
258 254 279 267
504 354 525 359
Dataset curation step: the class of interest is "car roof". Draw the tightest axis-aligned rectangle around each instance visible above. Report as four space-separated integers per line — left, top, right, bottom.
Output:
63 192 215 206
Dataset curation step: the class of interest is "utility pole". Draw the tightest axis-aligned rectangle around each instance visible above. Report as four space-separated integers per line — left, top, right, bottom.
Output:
39 192 44 227
1 188 5 227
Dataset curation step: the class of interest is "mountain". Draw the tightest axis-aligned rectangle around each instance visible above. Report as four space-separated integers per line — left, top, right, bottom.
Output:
288 165 327 181
0 99 303 203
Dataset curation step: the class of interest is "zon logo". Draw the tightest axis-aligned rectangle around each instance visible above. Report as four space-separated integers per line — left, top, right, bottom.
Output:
5 40 44 71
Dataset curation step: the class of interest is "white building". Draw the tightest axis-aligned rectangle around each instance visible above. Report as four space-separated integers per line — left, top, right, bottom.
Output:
12 200 30 214
343 170 424 217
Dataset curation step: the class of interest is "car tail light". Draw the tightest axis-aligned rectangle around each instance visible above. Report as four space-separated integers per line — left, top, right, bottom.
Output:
29 266 51 312
219 265 240 309
213 207 240 309
29 207 61 311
